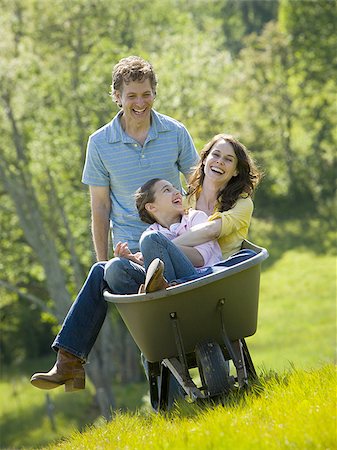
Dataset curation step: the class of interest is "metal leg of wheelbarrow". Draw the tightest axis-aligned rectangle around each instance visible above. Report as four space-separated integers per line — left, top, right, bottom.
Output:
241 338 258 380
162 357 205 402
147 362 160 412
160 312 206 403
147 361 178 413
218 299 250 388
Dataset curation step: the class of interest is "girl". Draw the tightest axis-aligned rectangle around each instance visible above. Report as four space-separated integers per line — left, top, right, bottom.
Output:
104 177 223 293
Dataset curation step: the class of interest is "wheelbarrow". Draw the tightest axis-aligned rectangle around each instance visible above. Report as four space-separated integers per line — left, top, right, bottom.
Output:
104 240 268 411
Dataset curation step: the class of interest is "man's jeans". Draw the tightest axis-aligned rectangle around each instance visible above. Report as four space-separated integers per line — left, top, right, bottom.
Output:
52 257 145 361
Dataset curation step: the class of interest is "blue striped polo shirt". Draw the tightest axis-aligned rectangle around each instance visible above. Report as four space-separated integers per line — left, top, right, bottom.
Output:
82 109 199 250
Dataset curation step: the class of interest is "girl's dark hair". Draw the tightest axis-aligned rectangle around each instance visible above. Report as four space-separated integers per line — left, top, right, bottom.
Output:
135 178 162 224
187 134 262 212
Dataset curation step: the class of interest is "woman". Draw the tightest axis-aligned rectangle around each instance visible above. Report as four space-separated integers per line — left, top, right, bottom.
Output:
178 133 261 259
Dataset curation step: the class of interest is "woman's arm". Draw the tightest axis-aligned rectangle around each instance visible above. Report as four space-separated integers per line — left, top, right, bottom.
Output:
172 219 222 248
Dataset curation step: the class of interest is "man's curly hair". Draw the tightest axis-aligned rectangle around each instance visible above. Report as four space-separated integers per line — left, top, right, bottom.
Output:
111 56 158 106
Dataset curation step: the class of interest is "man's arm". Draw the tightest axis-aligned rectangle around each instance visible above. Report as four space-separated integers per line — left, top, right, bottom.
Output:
89 185 111 261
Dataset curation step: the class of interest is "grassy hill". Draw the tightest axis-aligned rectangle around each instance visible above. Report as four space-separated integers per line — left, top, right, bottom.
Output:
0 247 336 449
50 364 336 449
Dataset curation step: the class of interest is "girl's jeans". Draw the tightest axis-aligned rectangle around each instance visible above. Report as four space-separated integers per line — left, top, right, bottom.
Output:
53 232 255 362
105 231 256 289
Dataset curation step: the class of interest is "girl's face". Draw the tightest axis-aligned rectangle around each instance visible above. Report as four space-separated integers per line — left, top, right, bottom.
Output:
146 180 183 218
203 139 238 187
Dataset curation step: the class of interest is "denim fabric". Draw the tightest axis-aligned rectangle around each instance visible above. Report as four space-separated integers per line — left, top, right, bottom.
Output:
52 262 108 361
213 249 257 268
139 231 198 281
172 249 257 284
103 257 146 294
52 251 147 361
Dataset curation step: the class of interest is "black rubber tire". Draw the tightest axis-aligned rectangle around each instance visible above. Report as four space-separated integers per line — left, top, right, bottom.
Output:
195 340 231 397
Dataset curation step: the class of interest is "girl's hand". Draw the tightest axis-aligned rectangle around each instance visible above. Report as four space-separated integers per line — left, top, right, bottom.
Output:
114 241 132 258
114 242 144 266
133 252 144 265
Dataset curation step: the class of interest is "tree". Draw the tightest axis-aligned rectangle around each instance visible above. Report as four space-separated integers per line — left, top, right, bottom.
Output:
0 0 234 418
223 15 336 221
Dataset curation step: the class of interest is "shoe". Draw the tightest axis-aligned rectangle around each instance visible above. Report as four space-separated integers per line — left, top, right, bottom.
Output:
144 258 169 293
30 349 85 392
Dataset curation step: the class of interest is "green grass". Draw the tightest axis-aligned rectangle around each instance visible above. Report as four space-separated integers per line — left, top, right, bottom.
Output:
0 371 95 449
50 364 336 450
248 250 336 371
1 246 335 449
0 368 147 449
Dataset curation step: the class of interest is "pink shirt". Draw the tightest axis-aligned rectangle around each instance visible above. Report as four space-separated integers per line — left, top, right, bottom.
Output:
147 209 223 268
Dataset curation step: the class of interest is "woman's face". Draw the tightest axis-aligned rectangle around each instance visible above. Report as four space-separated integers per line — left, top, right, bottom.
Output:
203 139 238 187
146 180 184 217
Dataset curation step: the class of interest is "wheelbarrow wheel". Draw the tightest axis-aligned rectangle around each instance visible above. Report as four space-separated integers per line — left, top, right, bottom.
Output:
195 340 231 397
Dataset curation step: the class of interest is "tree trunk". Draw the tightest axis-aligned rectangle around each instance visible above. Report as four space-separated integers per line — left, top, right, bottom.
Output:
0 94 120 417
85 318 116 419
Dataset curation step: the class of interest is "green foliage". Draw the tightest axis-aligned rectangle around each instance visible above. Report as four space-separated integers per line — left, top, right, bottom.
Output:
0 0 335 385
279 0 336 84
0 296 56 365
49 365 336 449
225 18 336 216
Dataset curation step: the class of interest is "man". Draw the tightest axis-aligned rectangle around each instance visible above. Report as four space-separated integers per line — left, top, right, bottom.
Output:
83 55 199 260
30 56 199 392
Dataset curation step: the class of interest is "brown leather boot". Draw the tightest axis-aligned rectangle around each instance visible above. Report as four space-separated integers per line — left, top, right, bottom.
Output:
30 349 85 392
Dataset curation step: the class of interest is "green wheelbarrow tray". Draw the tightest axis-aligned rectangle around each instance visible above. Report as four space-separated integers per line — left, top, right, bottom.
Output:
104 240 268 363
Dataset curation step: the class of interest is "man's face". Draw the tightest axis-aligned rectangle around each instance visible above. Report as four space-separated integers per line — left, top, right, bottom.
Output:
115 79 155 126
